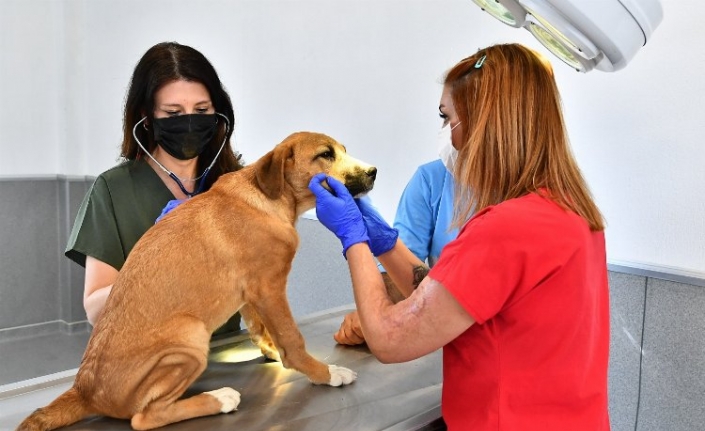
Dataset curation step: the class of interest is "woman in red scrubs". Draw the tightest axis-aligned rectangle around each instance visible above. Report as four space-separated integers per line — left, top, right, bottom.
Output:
309 43 610 430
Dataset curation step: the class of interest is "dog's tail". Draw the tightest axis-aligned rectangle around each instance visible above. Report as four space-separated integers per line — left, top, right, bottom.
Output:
15 386 93 431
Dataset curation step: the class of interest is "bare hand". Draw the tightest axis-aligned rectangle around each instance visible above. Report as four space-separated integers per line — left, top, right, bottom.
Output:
334 311 365 345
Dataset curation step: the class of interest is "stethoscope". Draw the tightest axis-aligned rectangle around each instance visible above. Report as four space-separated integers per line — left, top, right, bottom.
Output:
132 113 230 198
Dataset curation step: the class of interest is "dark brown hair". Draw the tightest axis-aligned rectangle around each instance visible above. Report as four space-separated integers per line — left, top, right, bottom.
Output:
445 43 605 231
121 41 243 190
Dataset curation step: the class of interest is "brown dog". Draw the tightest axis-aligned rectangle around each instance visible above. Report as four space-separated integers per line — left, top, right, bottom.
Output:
17 132 375 431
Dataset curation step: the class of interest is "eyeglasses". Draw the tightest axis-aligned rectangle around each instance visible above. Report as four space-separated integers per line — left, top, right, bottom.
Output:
469 0 663 73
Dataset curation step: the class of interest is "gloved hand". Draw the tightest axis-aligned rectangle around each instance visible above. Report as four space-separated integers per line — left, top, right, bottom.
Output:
155 199 185 223
356 196 399 256
308 173 369 257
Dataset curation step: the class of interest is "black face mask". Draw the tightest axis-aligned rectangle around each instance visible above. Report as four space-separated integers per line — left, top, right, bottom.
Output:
152 114 218 160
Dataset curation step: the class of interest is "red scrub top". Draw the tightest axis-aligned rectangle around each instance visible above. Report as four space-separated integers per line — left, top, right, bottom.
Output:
429 192 610 431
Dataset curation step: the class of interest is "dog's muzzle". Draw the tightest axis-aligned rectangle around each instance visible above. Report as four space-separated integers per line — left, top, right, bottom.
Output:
345 166 377 197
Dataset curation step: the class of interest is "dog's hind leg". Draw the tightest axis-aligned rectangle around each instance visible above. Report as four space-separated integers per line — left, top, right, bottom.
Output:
249 288 357 387
130 388 240 431
240 303 280 361
129 316 241 430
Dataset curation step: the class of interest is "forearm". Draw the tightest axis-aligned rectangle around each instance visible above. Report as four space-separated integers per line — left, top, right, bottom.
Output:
346 244 396 354
381 273 406 303
347 243 429 362
83 256 119 325
84 285 112 325
377 239 428 298
348 242 475 363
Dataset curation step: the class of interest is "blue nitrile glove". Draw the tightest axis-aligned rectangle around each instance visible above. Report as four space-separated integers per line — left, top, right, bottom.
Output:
155 199 185 223
356 196 399 256
308 173 369 257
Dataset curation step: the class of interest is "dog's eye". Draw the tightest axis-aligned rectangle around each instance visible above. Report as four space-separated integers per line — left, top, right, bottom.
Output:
316 150 335 161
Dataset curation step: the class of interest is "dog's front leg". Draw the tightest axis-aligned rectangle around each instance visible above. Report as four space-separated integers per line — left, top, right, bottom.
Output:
240 303 280 361
250 288 357 386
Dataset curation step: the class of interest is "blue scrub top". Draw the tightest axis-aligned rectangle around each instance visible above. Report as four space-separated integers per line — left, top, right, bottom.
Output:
394 159 458 267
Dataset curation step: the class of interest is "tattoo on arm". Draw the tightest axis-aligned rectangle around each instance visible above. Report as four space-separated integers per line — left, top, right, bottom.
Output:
382 273 406 303
380 264 430 303
412 265 430 289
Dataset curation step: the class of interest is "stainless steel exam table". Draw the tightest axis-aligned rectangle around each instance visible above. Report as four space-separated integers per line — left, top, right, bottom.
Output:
0 305 445 431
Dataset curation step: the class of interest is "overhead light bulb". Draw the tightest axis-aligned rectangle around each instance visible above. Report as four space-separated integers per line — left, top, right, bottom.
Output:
528 24 587 71
470 0 523 26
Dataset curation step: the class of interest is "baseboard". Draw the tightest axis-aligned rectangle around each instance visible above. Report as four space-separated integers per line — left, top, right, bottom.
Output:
608 260 705 288
0 320 91 343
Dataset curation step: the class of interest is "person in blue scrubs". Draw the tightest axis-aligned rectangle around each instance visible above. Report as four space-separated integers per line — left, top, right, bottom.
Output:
395 159 457 268
334 158 459 344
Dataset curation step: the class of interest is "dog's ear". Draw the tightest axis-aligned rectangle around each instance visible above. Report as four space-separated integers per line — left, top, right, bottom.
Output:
255 144 294 199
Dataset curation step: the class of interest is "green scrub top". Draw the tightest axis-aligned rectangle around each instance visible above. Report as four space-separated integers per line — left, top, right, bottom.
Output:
65 158 241 333
65 159 173 270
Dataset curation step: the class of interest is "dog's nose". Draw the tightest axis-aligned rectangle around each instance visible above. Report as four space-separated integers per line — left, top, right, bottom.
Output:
367 167 377 181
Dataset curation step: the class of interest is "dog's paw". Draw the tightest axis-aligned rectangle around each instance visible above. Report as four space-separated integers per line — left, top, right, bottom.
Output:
205 387 241 413
260 346 281 362
252 337 281 362
327 364 357 387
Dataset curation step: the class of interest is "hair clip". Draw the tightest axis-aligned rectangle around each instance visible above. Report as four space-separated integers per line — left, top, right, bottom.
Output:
475 54 487 69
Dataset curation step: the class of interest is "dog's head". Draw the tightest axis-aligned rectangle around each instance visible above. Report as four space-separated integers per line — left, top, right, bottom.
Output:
255 131 376 213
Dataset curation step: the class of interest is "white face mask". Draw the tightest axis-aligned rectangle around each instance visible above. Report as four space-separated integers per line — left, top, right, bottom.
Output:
437 122 460 173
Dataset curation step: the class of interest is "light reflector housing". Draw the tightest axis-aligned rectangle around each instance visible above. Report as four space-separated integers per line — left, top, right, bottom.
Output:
470 0 663 72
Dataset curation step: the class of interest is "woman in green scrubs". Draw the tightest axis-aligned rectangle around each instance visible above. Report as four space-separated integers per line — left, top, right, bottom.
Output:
66 42 244 334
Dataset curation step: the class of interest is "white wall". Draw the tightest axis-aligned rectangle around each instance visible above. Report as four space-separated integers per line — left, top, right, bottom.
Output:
0 0 703 275
0 1 63 175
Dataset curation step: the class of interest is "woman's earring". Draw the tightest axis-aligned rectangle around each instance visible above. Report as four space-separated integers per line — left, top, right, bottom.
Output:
143 122 149 131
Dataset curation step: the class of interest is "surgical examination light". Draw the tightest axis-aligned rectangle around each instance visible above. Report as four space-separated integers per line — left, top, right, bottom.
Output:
469 0 663 72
